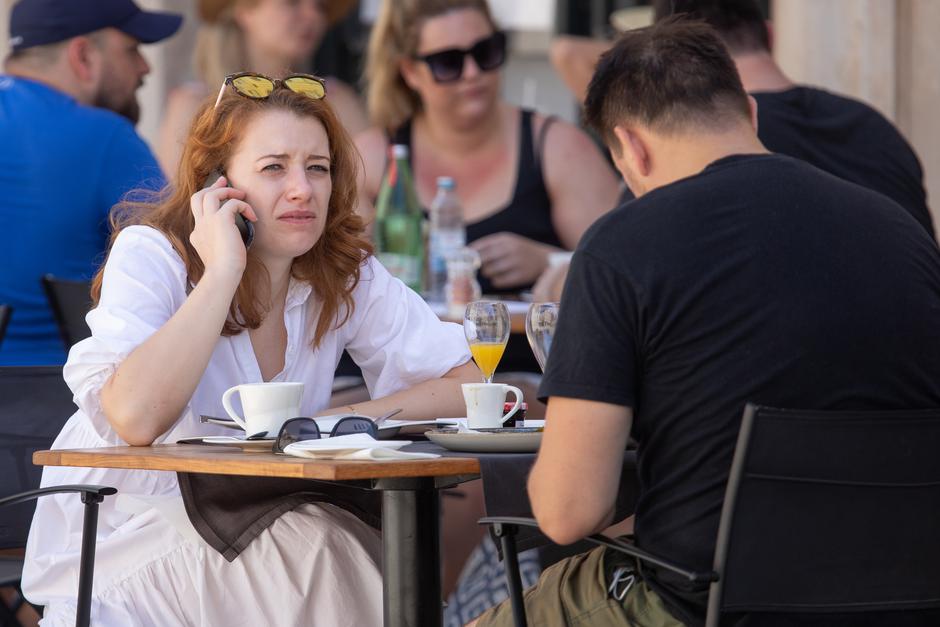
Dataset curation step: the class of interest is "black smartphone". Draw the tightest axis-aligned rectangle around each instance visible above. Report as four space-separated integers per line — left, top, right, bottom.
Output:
202 170 254 249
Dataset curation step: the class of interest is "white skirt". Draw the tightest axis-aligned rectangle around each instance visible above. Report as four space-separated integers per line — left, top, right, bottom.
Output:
36 502 383 627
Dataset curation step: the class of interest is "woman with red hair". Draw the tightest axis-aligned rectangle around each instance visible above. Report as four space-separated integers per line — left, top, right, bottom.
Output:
24 78 476 625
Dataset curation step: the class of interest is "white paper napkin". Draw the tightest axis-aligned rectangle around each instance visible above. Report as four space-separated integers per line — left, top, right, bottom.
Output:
282 433 439 460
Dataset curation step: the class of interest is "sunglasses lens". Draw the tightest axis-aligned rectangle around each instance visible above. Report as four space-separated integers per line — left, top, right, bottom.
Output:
472 33 506 72
424 50 465 83
331 417 378 438
283 76 326 99
231 75 275 98
275 418 321 453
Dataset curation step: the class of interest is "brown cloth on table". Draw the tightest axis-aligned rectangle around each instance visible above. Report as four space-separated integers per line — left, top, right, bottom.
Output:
178 472 381 562
177 441 638 562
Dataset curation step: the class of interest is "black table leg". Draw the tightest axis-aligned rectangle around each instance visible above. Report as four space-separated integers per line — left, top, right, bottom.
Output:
379 478 442 627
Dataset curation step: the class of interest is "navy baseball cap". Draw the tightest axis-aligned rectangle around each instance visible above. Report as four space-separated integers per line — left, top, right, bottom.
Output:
9 0 183 52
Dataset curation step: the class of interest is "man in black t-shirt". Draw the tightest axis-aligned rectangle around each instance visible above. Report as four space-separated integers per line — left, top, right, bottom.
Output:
653 0 934 238
472 18 940 627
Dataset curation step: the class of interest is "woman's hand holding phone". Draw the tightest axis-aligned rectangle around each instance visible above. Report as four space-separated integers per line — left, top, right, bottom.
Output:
189 175 257 284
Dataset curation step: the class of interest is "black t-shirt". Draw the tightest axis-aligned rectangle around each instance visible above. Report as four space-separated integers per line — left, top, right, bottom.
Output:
540 154 940 625
754 86 933 237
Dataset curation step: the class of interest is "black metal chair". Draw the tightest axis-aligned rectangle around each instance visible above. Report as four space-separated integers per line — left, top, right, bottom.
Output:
482 403 940 626
41 276 92 350
0 366 116 627
0 305 11 350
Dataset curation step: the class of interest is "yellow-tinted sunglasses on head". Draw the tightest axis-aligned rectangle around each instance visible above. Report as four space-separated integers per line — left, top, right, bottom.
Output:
214 72 326 108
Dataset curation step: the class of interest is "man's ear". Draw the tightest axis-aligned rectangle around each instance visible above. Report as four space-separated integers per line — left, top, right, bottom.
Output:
613 124 650 178
746 94 759 134
765 20 775 52
65 36 101 84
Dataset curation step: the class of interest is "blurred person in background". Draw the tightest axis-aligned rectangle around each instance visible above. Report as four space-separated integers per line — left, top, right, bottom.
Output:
537 0 934 302
156 0 368 179
356 0 620 297
0 0 181 366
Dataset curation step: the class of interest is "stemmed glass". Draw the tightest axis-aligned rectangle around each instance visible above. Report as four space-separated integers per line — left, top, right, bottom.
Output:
525 302 559 372
464 301 510 384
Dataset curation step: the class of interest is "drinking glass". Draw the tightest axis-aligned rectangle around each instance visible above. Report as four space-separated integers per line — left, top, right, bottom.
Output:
464 301 510 383
525 302 559 373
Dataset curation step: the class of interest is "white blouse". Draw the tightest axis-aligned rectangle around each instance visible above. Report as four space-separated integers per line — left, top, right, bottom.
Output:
23 225 470 602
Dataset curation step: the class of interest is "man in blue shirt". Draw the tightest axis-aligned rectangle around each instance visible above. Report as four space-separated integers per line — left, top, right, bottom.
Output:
0 0 182 365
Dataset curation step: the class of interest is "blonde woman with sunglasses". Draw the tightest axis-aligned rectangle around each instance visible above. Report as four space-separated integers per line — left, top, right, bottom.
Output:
23 80 478 626
357 0 621 297
156 0 369 180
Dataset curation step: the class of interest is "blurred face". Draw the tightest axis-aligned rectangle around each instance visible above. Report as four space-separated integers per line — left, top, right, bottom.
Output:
401 8 502 127
91 29 150 123
236 0 327 63
225 109 333 262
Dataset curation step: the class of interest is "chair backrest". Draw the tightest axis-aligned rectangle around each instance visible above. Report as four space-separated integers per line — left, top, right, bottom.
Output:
0 366 76 550
707 404 940 623
41 275 92 349
0 305 10 349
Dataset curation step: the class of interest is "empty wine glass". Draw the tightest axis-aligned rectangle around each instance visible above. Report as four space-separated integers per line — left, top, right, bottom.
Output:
525 302 559 372
464 301 510 383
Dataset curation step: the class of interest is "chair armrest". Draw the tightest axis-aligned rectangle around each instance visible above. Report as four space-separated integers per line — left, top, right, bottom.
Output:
479 516 718 585
0 485 117 508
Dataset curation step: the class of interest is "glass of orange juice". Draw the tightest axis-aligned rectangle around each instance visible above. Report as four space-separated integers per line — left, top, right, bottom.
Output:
464 301 510 384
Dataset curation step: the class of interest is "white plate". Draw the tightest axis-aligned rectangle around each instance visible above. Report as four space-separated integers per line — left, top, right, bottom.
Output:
283 433 411 455
426 428 542 453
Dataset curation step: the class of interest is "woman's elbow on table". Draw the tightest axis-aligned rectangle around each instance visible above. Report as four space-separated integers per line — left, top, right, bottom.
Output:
100 385 171 446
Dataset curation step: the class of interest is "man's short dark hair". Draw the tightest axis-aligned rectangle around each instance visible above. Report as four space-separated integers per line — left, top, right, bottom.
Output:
584 18 750 145
653 0 770 54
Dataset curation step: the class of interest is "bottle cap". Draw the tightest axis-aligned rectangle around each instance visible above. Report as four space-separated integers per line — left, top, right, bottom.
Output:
391 144 409 159
436 176 455 191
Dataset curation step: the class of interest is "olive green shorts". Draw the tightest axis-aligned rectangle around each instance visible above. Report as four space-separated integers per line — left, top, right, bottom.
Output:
475 545 685 627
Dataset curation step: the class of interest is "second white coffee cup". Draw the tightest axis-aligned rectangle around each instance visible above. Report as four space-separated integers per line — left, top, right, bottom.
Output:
222 381 304 436
462 382 523 429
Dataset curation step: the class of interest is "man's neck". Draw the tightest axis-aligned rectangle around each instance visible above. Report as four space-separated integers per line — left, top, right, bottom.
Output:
732 51 795 93
4 61 86 102
644 126 769 193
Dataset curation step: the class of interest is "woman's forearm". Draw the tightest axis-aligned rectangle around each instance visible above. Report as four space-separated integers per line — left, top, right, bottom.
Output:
323 361 479 420
100 269 242 445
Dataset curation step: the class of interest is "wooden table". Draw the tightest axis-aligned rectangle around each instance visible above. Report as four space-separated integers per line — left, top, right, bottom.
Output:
34 445 482 627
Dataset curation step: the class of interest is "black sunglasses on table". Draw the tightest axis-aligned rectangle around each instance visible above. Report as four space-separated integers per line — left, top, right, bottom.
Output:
413 31 507 83
274 416 378 454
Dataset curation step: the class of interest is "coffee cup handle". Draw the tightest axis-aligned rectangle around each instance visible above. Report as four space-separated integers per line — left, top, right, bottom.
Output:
501 385 524 424
221 385 248 430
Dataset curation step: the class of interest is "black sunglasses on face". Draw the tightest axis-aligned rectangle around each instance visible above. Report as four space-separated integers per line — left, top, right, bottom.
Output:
413 32 507 84
273 416 378 454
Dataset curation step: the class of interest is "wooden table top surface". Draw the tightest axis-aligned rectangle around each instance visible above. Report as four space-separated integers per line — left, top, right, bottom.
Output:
34 444 481 481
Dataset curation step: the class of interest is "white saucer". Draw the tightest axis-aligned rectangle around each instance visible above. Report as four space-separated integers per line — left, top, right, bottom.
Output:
426 428 542 453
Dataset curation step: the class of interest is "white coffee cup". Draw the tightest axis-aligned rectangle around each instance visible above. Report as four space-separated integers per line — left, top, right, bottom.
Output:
221 381 304 436
462 382 524 429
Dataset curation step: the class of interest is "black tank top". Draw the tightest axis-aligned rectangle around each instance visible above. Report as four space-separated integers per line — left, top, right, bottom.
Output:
390 109 561 295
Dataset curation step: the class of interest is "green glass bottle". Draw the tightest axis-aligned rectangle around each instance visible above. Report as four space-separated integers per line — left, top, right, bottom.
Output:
375 144 425 292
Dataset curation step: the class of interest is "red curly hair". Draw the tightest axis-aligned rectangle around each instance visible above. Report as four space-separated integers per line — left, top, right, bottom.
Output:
91 87 373 348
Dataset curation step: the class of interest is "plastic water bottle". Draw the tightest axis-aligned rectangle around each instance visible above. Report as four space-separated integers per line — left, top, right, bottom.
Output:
375 145 424 292
427 177 465 301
